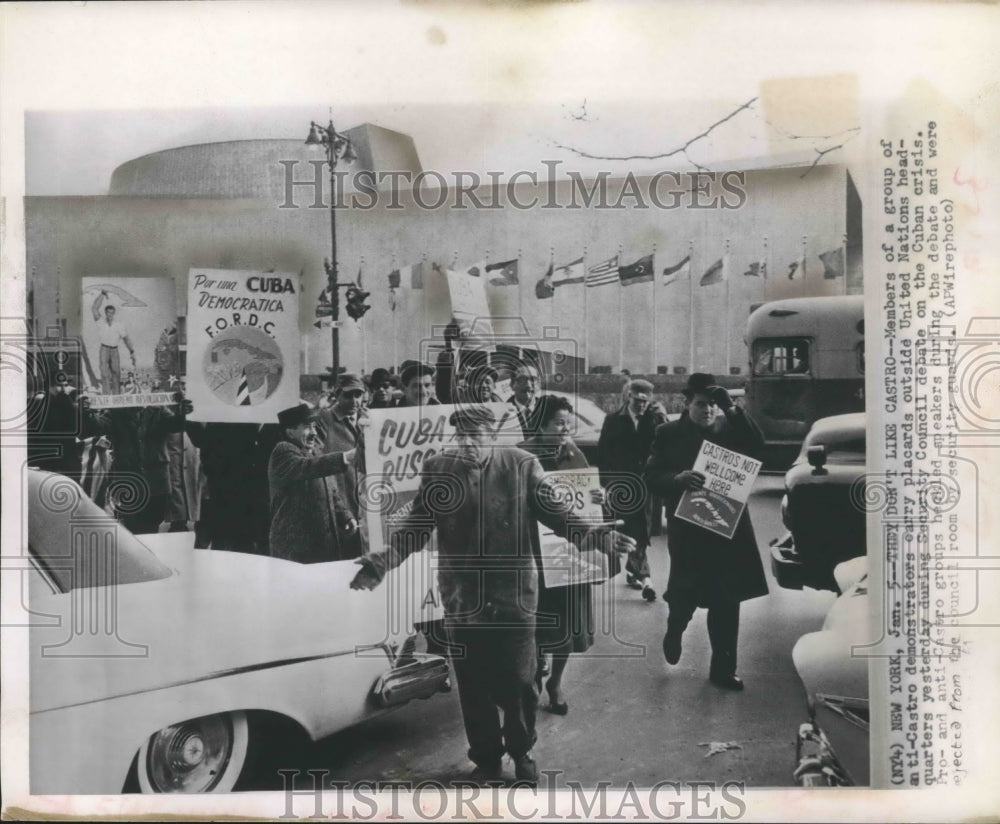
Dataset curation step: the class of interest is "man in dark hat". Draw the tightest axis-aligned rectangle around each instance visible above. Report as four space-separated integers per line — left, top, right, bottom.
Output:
268 402 358 564
314 373 368 558
596 378 667 601
395 360 438 407
644 374 769 690
350 404 635 785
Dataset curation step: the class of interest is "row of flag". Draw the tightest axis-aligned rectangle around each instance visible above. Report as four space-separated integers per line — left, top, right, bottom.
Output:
386 246 846 306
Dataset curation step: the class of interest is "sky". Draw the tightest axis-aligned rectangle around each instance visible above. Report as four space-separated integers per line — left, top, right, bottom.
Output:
25 98 785 197
14 2 995 199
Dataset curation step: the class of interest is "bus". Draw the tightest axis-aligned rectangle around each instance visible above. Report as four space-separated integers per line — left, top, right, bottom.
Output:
745 295 864 468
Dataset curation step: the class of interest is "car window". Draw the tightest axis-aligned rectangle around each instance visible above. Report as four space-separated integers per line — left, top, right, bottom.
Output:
752 337 811 376
29 476 174 593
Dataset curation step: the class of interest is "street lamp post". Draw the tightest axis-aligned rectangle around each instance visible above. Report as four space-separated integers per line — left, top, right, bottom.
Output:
306 118 357 376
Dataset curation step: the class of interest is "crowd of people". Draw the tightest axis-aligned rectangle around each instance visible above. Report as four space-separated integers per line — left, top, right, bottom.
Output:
28 352 769 787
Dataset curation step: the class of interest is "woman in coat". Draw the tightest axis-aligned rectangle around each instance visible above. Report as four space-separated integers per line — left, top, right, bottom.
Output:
644 373 769 691
522 394 606 714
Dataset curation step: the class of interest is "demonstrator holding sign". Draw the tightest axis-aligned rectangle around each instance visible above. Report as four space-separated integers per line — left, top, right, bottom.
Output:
644 373 769 691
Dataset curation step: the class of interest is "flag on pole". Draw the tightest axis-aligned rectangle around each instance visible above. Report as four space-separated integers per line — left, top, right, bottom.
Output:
699 257 726 286
552 257 585 287
619 254 655 286
535 263 555 299
742 260 767 278
388 263 424 290
586 255 619 287
237 369 251 406
661 254 691 286
786 256 805 281
818 248 845 279
486 259 519 285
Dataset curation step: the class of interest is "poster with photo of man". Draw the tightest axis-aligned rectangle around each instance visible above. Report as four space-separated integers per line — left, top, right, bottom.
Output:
80 277 180 408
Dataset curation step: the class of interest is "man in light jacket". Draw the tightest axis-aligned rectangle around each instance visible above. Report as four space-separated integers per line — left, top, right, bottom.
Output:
350 404 634 785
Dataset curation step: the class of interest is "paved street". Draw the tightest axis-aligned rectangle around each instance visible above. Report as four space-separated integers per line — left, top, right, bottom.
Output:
263 474 837 789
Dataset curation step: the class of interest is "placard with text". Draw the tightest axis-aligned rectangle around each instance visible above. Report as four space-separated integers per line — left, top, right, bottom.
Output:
674 441 762 540
186 268 299 423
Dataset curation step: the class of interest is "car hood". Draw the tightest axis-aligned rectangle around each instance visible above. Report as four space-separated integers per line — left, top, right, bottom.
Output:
30 544 397 713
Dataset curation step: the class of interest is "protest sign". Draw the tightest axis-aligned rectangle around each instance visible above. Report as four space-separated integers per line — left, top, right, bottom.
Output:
445 268 494 339
537 468 609 588
185 268 299 423
80 277 179 406
362 402 515 630
674 441 763 540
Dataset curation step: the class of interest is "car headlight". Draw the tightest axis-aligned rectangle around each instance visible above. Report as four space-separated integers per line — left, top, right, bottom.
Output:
781 494 790 530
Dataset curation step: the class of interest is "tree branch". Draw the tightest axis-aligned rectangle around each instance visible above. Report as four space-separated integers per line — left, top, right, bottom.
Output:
550 97 758 165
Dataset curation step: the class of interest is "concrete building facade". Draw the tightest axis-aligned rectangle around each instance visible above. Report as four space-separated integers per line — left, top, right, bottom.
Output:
27 124 861 378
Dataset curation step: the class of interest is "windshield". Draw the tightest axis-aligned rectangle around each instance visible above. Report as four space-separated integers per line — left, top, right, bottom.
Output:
29 473 174 593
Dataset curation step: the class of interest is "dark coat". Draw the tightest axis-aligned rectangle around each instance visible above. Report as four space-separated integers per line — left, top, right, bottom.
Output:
268 440 354 564
360 445 592 625
313 406 366 556
644 410 769 607
101 406 185 497
313 407 363 515
596 403 667 547
504 396 545 439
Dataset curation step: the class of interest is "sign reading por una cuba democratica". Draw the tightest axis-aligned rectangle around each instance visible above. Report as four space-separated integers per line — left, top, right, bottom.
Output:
186 268 300 423
675 441 762 540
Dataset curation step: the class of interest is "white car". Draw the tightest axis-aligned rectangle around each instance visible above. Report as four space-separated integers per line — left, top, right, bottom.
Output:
791 557 870 786
26 469 447 794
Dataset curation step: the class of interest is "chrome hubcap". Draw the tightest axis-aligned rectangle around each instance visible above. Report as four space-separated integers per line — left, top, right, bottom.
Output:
146 715 233 792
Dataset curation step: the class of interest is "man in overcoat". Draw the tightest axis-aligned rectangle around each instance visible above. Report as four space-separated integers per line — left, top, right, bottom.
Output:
315 373 368 557
268 403 358 564
350 405 633 785
644 373 769 690
596 378 667 601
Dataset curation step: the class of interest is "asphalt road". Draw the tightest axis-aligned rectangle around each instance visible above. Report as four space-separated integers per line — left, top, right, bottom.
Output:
259 473 838 790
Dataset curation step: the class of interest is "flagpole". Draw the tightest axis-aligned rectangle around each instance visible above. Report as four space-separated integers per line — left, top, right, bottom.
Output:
688 240 695 373
841 232 848 295
801 235 808 291
549 247 556 333
763 235 770 304
420 255 430 357
651 243 658 375
725 240 731 376
360 256 368 374
583 247 589 375
617 244 624 372
517 248 523 321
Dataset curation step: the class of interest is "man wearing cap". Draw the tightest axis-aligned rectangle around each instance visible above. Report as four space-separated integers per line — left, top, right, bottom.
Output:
314 373 368 558
395 361 438 407
268 402 358 564
350 404 634 785
644 373 768 690
596 378 667 601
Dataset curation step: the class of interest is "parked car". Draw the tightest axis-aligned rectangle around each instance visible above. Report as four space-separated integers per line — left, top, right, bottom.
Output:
770 412 866 592
27 469 448 794
792 557 870 786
